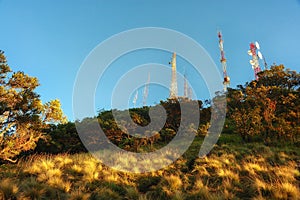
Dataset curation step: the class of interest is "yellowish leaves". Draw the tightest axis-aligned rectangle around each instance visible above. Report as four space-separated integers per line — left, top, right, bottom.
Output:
43 99 68 124
32 99 43 111
9 72 39 90
0 51 7 63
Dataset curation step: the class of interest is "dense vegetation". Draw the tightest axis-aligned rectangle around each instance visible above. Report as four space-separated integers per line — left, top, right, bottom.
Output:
35 65 299 155
0 51 299 199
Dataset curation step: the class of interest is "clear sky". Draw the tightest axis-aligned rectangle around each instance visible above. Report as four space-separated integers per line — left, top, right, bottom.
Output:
1 0 300 121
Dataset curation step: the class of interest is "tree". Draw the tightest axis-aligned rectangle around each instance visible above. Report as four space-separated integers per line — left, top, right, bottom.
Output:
0 51 67 162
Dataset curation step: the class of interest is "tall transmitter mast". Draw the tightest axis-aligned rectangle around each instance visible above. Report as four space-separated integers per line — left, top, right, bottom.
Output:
143 73 150 106
169 52 178 99
218 32 230 92
184 70 188 98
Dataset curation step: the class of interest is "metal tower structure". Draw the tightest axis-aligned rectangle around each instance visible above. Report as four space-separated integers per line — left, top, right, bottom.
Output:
256 42 268 70
248 42 261 80
218 32 230 91
188 87 193 99
169 52 178 99
133 90 138 107
183 70 192 99
143 73 150 106
184 69 188 98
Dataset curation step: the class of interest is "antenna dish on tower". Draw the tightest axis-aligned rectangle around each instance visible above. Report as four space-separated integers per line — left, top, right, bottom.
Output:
257 51 263 60
219 43 223 49
255 41 260 50
248 50 252 56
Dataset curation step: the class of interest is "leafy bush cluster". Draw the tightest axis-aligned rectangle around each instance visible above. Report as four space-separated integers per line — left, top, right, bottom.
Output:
227 65 300 144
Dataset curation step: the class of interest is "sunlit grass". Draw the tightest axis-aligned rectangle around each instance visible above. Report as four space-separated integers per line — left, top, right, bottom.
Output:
219 171 240 188
69 190 90 200
20 177 46 199
0 178 19 200
0 139 299 199
279 182 299 199
164 174 182 190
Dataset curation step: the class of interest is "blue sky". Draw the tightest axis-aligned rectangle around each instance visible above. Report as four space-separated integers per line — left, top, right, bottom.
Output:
1 0 300 121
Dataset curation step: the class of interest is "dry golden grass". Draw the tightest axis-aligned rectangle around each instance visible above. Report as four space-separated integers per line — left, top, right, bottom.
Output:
0 178 19 200
69 190 90 200
20 177 46 199
0 141 299 199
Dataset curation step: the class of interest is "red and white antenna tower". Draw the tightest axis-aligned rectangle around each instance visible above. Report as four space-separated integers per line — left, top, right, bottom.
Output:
248 42 261 80
143 73 150 106
218 32 230 91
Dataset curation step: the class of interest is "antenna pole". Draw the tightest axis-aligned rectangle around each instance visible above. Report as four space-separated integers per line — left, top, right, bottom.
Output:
143 73 150 106
169 52 178 99
263 55 268 70
133 90 138 107
184 68 188 98
218 31 230 92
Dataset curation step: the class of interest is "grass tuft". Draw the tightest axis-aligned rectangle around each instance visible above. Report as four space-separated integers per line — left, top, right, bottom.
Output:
0 178 19 200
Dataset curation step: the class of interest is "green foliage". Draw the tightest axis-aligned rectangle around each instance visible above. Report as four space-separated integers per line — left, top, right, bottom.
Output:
137 176 161 193
36 122 86 154
36 94 211 155
92 98 207 152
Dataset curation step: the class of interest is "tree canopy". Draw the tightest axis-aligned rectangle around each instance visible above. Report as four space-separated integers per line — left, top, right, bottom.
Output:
0 51 67 162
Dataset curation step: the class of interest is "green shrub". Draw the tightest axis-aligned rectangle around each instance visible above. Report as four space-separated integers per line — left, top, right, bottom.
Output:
137 176 161 193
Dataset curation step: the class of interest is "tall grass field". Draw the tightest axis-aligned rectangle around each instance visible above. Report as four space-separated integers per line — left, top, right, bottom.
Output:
0 134 299 200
